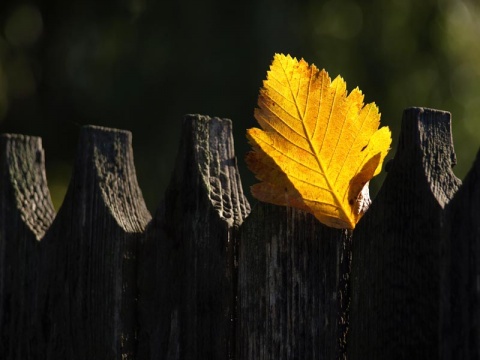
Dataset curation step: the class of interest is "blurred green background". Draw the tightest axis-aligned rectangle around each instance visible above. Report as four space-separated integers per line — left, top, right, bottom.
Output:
0 0 479 212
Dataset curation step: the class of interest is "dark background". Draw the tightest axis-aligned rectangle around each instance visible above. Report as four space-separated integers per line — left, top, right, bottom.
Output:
0 0 479 211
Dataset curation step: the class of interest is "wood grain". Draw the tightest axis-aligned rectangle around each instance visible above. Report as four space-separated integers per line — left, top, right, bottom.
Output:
442 148 480 359
348 108 461 359
137 115 250 359
237 203 349 360
44 126 151 359
1 108 479 359
0 134 55 359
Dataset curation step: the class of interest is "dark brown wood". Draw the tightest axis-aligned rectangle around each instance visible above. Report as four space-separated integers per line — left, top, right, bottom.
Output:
0 134 55 359
137 115 250 359
2 108 480 359
43 126 151 359
337 230 353 360
348 107 461 359
442 148 480 359
237 203 349 360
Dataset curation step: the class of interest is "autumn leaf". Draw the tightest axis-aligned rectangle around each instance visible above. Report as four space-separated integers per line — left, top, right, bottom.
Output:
246 54 391 229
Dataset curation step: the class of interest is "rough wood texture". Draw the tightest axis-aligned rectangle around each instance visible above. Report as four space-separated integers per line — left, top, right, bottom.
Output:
138 115 250 359
2 108 480 359
44 126 151 359
0 134 55 359
237 203 349 360
442 149 480 359
348 107 461 359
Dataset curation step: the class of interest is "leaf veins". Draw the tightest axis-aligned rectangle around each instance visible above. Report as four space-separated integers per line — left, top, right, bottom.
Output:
246 53 391 229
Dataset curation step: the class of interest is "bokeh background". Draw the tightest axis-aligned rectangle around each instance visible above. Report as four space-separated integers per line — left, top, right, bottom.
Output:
0 0 479 211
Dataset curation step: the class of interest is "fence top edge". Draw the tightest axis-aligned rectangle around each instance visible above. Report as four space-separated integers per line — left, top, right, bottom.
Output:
404 106 451 117
165 114 250 228
81 124 132 135
0 133 42 143
389 107 461 208
184 113 233 125
82 124 151 232
0 133 55 240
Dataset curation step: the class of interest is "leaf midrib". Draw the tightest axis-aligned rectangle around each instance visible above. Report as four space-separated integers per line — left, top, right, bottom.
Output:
280 59 350 225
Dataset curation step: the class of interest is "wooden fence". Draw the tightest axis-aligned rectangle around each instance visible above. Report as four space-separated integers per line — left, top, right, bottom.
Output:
0 107 478 359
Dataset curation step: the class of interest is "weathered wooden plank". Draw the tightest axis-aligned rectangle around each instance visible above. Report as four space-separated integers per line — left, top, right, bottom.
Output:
0 134 55 359
44 126 151 359
237 202 349 360
137 115 250 359
442 148 480 359
348 107 461 359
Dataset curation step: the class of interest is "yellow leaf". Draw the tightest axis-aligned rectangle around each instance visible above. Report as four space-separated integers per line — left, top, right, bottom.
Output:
246 54 391 229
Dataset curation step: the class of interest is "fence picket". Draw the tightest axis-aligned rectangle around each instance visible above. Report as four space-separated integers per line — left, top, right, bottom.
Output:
43 126 150 359
237 203 349 360
442 149 480 359
138 115 250 359
0 134 55 359
348 108 461 359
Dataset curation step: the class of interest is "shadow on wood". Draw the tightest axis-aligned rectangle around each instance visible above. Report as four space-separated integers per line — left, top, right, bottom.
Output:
43 126 151 359
0 134 55 359
1 107 480 359
137 115 250 360
348 108 461 359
